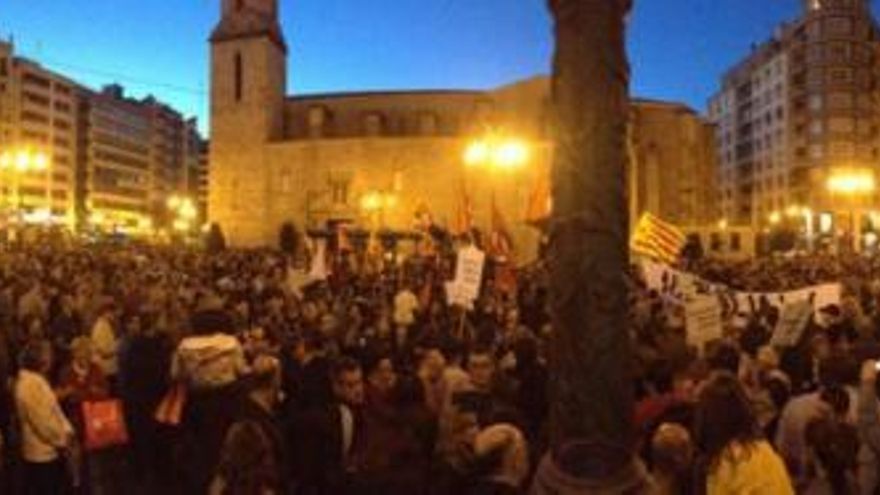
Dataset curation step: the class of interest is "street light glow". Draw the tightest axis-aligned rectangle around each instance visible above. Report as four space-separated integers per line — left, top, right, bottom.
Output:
494 140 529 169
769 211 781 225
32 153 49 171
827 170 876 195
464 141 490 166
463 137 531 170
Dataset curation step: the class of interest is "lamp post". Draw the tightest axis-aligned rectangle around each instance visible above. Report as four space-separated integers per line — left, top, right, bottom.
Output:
826 168 876 253
461 135 531 245
167 194 197 241
359 190 397 230
0 148 51 233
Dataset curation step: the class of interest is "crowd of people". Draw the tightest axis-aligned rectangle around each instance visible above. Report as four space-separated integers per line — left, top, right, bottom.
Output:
2 243 880 494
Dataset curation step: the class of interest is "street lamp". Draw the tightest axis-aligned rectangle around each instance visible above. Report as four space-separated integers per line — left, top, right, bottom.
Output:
0 147 52 229
827 168 877 252
360 190 397 228
166 194 197 238
463 136 531 170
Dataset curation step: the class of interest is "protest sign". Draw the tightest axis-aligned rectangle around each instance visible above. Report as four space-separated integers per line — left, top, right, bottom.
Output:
453 246 486 303
685 296 723 349
771 300 813 348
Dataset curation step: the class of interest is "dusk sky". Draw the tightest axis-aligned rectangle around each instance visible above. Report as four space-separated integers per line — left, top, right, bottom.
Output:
0 1 843 135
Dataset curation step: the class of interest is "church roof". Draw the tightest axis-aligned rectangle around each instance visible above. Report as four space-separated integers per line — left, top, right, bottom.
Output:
210 8 287 53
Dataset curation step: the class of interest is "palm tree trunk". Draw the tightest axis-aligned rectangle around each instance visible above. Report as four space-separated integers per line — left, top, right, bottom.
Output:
532 1 646 492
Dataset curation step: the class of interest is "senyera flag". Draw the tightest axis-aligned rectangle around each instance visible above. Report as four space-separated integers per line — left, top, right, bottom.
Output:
630 212 686 264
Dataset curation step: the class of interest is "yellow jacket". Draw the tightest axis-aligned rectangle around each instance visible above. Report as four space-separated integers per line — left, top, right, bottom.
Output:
708 440 795 495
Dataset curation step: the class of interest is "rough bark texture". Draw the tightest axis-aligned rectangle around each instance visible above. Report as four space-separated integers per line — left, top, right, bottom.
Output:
533 0 644 492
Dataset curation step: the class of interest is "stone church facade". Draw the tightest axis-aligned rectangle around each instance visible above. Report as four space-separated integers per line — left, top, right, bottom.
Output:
209 0 717 261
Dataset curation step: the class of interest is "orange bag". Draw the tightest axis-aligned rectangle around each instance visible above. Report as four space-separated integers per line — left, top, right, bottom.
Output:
154 383 187 426
82 399 129 452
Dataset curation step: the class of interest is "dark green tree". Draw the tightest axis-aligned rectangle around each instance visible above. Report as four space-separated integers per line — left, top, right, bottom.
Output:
279 221 299 254
206 223 227 253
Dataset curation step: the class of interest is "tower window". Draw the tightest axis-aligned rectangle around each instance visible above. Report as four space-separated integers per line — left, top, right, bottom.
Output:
234 52 243 102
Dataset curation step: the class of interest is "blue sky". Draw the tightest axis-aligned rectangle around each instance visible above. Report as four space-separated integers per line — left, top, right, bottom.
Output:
0 1 842 136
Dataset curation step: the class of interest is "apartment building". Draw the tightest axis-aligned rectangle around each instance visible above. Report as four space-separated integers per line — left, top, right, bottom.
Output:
0 40 79 227
709 0 880 231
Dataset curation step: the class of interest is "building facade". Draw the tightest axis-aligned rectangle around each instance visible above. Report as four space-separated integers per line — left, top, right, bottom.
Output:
0 40 79 227
710 0 880 232
208 0 718 260
0 40 205 235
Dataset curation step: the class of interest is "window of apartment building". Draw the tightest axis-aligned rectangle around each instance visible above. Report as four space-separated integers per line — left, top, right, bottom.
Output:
828 68 854 85
828 117 854 133
826 17 854 36
828 92 853 109
54 101 71 113
809 143 824 159
22 72 50 89
53 119 71 131
807 69 825 87
0 57 7 77
20 110 49 125
22 130 48 144
54 85 70 96
826 43 852 63
829 141 855 158
23 91 49 107
807 45 824 64
808 94 823 111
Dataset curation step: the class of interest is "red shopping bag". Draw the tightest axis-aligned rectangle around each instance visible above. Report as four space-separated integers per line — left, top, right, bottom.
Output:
81 399 129 452
154 383 187 426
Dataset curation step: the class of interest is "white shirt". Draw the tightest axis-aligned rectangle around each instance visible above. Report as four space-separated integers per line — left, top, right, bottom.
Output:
340 404 354 462
15 369 73 463
91 315 119 376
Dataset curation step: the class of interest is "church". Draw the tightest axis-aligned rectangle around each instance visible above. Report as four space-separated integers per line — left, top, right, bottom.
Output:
208 0 718 261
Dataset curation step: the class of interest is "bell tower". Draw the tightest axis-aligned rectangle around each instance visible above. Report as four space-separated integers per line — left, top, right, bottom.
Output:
208 0 287 246
210 0 287 144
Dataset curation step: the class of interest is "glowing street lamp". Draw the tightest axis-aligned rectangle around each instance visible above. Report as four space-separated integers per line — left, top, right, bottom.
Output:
768 211 782 225
827 169 876 195
463 136 531 170
826 168 876 252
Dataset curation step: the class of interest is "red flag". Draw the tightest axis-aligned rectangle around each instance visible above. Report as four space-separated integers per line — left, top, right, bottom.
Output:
489 195 514 261
337 224 353 253
526 174 552 226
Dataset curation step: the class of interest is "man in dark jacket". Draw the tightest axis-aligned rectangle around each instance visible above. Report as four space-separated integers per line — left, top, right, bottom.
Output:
295 356 366 495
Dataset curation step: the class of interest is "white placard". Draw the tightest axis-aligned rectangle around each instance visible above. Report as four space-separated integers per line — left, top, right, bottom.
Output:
454 246 486 302
685 296 723 349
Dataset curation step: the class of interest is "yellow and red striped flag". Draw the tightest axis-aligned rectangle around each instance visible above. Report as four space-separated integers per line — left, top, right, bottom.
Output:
630 213 686 264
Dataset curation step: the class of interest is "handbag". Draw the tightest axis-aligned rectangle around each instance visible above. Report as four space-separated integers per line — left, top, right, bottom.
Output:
81 399 129 452
154 382 187 426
